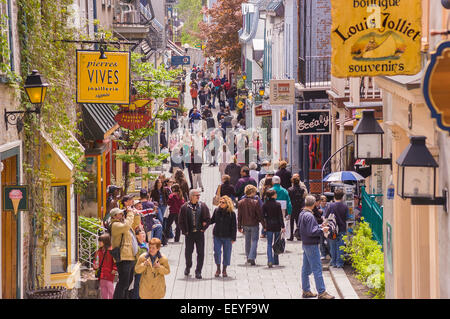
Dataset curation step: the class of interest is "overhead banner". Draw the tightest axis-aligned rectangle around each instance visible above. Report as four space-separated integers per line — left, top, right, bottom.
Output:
77 50 130 104
296 110 331 135
331 0 422 77
269 79 295 105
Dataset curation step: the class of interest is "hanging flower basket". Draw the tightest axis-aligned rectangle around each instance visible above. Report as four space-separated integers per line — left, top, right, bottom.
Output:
26 286 67 299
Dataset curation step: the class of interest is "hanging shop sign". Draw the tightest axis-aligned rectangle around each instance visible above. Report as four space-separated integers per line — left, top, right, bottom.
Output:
331 0 422 77
114 99 152 130
296 110 331 135
422 41 450 133
2 185 29 215
269 79 295 105
164 97 180 109
255 105 272 117
76 50 130 104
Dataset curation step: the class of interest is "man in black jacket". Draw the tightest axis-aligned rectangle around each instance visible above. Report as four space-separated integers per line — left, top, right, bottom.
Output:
287 174 306 241
178 189 211 279
298 195 334 299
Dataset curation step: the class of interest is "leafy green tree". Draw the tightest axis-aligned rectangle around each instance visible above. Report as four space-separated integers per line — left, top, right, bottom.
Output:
176 0 203 46
114 53 182 193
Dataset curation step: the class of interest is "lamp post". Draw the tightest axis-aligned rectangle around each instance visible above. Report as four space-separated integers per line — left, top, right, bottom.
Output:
258 85 265 97
5 70 49 133
396 136 447 211
353 110 392 166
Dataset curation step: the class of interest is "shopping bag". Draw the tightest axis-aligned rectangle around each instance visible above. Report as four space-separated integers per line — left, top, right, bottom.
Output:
212 185 221 206
284 218 291 239
272 233 286 255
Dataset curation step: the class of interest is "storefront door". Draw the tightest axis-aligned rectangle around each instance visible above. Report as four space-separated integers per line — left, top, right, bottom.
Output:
1 155 18 299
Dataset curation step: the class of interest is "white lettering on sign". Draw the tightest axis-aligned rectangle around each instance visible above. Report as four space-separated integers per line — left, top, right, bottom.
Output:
297 113 330 132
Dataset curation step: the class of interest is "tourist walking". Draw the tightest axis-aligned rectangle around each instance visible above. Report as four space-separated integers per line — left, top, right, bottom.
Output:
178 189 211 279
224 156 242 187
164 183 185 244
325 188 348 268
219 174 236 203
234 166 257 199
287 175 306 241
134 238 170 299
262 190 285 268
93 233 117 299
174 169 190 201
237 185 264 265
275 160 292 190
110 207 141 299
210 196 237 277
298 195 335 299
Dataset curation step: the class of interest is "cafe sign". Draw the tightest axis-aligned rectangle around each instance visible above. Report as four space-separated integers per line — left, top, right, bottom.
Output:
77 50 130 104
422 41 450 133
331 0 422 77
114 99 152 130
296 110 331 135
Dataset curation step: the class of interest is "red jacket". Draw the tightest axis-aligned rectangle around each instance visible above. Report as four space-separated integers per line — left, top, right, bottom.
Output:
167 193 185 214
93 248 117 282
190 87 198 98
214 79 221 87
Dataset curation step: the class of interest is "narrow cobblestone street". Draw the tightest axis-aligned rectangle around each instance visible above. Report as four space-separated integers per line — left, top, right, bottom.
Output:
157 74 340 299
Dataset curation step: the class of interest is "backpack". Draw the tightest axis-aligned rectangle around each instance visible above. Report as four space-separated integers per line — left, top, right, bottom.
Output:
325 212 339 240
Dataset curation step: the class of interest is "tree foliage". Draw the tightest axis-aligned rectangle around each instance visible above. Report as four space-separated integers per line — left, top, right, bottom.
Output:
199 0 245 70
176 0 203 46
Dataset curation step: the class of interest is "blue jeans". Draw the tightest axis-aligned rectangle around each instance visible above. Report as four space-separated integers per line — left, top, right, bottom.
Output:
320 233 330 258
329 232 345 267
213 237 233 266
266 231 280 265
301 244 326 294
243 225 259 261
228 97 235 110
151 224 163 240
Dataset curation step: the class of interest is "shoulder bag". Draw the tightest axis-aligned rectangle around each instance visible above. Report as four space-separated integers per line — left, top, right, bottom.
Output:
110 234 123 263
95 249 107 279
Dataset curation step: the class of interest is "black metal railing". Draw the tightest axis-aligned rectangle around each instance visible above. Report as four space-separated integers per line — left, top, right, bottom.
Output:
298 56 331 88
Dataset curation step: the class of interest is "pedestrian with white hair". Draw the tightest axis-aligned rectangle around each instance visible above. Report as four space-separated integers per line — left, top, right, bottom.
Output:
298 195 335 299
249 162 259 184
178 189 211 279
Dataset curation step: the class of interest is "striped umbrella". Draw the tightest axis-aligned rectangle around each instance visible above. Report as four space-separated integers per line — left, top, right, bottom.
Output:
323 171 366 182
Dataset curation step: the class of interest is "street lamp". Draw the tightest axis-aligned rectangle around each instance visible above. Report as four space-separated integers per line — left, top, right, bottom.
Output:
184 43 189 54
396 136 447 210
242 72 247 81
5 70 49 132
258 85 265 97
353 110 392 165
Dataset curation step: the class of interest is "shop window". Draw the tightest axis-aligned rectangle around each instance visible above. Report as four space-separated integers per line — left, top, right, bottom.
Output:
50 186 68 274
345 135 355 171
81 156 98 217
0 0 13 76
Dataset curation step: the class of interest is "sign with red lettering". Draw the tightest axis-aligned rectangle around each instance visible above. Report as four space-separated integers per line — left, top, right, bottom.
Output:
114 99 152 130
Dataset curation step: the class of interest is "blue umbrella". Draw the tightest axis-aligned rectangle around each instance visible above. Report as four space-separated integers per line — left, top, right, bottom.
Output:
323 171 365 182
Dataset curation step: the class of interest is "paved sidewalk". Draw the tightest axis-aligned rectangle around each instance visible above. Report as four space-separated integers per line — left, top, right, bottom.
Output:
160 166 341 299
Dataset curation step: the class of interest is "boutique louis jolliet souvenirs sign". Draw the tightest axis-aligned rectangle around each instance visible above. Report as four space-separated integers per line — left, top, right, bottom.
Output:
331 0 422 77
77 50 130 104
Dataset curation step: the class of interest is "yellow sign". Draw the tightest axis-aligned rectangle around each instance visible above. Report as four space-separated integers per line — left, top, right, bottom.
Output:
77 50 130 104
331 0 422 77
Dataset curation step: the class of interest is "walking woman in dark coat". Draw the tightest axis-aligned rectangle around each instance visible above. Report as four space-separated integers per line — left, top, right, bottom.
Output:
262 190 285 268
219 175 236 203
210 196 237 277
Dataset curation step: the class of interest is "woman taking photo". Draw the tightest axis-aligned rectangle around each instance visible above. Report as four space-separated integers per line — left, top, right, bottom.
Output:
164 183 185 244
135 238 170 299
262 190 285 268
210 196 237 277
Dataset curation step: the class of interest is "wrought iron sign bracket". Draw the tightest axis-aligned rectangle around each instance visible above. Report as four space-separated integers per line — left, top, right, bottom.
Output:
4 108 40 133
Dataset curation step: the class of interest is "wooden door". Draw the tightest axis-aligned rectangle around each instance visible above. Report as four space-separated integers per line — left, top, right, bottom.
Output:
1 155 18 299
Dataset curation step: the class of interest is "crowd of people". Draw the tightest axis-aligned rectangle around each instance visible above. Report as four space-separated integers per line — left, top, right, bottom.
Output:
92 67 358 300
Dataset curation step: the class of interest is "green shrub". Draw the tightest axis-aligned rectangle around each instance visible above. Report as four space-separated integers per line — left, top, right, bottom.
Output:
343 219 385 299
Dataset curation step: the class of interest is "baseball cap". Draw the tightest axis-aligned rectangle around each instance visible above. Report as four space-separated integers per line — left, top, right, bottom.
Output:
110 208 125 218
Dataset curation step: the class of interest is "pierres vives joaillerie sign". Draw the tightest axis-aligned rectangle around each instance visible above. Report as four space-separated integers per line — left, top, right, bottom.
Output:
77 50 130 104
331 0 422 77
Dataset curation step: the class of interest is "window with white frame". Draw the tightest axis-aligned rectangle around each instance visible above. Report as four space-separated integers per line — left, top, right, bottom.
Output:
0 0 12 76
